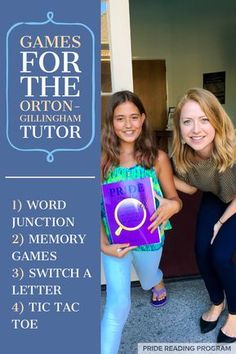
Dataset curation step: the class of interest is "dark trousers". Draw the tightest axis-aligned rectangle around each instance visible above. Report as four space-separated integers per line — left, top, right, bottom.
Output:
195 192 236 314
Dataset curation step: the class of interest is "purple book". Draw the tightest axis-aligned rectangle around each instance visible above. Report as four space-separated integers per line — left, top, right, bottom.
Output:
102 177 161 246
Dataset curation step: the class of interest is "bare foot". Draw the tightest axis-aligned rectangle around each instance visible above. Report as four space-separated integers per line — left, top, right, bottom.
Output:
221 314 236 337
202 302 225 322
152 280 167 301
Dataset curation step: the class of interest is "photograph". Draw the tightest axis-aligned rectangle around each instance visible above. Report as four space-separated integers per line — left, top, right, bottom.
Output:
101 1 236 354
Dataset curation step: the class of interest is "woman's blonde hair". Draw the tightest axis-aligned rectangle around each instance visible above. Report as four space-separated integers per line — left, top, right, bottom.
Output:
172 88 236 174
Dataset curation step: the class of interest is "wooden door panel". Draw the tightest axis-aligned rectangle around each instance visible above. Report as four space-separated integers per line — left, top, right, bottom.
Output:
133 59 167 130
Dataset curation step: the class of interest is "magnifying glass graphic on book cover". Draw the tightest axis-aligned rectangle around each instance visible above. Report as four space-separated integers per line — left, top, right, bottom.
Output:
114 198 147 236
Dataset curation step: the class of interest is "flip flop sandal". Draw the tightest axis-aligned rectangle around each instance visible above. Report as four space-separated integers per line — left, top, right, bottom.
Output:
151 287 168 307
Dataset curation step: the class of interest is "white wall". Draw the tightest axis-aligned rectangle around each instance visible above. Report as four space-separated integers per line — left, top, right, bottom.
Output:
130 0 236 124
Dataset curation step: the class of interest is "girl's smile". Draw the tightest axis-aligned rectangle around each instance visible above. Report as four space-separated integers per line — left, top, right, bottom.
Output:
113 101 145 145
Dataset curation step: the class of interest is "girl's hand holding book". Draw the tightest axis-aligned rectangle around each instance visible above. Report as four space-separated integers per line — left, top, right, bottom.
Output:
101 224 137 257
102 243 137 258
148 194 181 233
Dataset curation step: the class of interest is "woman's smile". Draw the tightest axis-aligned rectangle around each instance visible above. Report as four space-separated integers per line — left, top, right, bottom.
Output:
180 100 215 158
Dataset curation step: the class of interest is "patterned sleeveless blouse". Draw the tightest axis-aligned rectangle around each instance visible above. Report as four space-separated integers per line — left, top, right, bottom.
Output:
101 165 172 251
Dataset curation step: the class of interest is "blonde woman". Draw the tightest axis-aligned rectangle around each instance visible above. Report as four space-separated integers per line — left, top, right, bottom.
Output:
172 88 236 343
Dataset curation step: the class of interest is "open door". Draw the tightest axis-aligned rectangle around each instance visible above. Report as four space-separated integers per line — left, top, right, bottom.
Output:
133 59 167 130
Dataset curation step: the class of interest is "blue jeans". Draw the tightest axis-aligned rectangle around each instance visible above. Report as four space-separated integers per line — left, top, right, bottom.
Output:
101 248 163 354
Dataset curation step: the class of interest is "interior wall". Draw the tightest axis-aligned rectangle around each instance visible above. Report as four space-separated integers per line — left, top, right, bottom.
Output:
129 0 236 125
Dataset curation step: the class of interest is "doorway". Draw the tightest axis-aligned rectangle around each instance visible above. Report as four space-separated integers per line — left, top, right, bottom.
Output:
133 59 167 131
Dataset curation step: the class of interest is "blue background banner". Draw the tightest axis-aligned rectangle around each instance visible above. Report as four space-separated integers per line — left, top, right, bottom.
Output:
0 1 100 353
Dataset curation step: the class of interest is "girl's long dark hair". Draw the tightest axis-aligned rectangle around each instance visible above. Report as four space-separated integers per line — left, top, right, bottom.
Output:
101 90 157 179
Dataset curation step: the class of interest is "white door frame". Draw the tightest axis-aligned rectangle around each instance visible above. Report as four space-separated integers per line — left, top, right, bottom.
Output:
101 0 138 285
